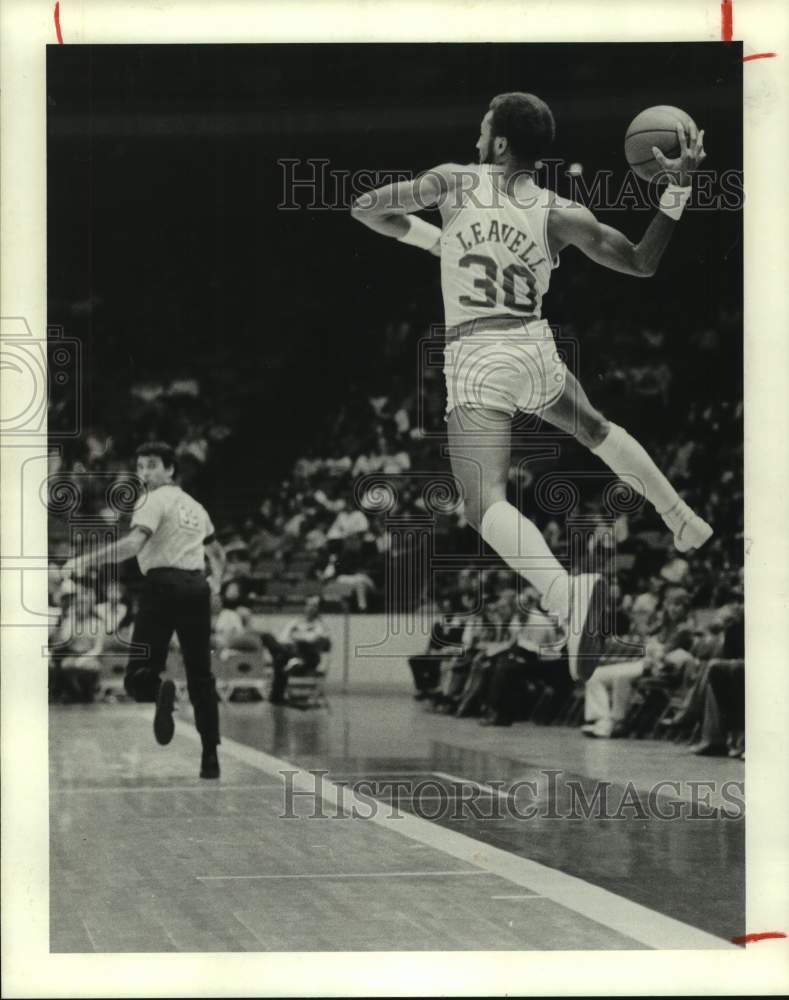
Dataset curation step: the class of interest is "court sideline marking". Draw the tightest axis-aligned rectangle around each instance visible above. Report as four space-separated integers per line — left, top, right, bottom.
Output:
50 783 280 795
198 870 491 882
433 769 513 801
167 715 733 950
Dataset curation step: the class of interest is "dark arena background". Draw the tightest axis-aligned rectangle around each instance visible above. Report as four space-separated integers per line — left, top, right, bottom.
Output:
46 43 745 953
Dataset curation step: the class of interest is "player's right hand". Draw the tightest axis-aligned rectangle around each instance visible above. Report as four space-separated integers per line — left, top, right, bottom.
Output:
428 241 441 258
652 122 706 187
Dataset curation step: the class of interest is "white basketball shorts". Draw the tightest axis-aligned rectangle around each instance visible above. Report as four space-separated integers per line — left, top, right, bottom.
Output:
443 319 566 419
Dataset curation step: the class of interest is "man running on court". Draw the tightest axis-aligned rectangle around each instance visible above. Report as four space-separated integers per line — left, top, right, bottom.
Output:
63 441 226 778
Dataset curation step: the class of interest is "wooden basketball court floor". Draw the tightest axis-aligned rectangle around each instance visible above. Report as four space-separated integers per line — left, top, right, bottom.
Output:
49 694 744 952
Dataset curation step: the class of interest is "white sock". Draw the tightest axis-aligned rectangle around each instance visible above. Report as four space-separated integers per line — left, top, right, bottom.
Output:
480 499 569 620
591 422 681 517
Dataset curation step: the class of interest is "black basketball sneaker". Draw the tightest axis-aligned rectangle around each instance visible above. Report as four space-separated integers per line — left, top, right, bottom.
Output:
153 678 176 746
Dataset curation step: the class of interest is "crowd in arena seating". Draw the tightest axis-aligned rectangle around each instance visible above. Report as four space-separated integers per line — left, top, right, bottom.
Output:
47 289 744 754
404 564 744 756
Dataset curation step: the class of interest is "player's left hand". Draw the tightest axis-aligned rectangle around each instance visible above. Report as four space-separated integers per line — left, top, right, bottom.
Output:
652 122 706 187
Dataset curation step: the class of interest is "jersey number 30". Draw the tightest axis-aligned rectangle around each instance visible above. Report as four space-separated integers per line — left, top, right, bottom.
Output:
458 253 537 314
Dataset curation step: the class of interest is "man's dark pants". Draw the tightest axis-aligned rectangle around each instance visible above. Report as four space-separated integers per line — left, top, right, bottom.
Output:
486 649 572 724
408 654 442 696
124 568 220 748
260 634 320 703
700 658 745 749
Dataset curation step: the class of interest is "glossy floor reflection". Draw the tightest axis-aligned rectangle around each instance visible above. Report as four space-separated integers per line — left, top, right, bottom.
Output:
221 694 744 942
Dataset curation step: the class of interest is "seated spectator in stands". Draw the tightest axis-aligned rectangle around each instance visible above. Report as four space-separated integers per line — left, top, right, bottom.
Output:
312 483 347 515
247 517 285 563
326 500 369 547
95 580 129 624
293 448 323 483
455 568 482 614
630 575 664 623
658 607 730 739
669 593 744 757
378 435 411 475
428 589 503 712
213 582 262 656
282 500 310 541
408 598 465 700
260 595 331 704
582 586 694 738
691 613 744 758
95 581 133 653
351 434 411 478
426 611 477 712
319 549 377 612
660 544 690 586
48 560 65 611
176 426 209 475
303 511 332 554
222 537 253 583
392 395 413 439
482 598 567 726
49 582 104 703
324 453 353 477
455 589 523 718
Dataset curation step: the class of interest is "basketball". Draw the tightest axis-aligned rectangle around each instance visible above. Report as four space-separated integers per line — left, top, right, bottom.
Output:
624 105 697 182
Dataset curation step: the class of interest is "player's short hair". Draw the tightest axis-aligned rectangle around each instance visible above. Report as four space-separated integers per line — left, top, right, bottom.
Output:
488 92 555 165
135 440 177 475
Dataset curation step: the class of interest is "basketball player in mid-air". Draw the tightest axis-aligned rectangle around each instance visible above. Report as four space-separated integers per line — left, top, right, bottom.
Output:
351 92 710 677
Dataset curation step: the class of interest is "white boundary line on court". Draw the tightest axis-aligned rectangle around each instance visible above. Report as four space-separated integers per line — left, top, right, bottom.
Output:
433 770 513 802
198 870 491 882
171 719 734 950
49 783 280 795
490 892 543 899
329 771 440 777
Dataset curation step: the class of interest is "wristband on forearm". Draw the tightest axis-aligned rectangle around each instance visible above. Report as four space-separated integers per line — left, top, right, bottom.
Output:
658 183 691 221
397 216 442 250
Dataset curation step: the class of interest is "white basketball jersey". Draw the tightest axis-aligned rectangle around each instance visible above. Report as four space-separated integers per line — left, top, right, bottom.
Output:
440 165 557 329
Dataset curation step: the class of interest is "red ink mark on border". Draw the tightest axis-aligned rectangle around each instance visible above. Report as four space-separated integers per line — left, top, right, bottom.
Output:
721 0 733 42
742 52 777 62
731 931 787 945
54 2 63 44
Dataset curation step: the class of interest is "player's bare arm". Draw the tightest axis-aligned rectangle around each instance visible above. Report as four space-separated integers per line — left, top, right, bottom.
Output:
62 526 150 578
350 163 462 256
548 122 706 277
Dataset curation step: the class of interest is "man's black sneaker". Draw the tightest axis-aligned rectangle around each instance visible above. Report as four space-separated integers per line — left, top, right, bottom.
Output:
200 748 220 779
153 679 176 745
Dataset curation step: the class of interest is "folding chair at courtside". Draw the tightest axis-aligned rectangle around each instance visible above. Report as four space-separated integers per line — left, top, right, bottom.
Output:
213 648 268 702
283 650 331 710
